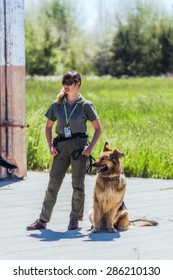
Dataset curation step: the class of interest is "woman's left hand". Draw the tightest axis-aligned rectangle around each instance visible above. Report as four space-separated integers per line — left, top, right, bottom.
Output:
81 119 102 157
81 145 92 157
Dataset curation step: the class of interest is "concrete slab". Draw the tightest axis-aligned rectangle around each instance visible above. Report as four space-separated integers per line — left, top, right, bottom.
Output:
0 171 173 260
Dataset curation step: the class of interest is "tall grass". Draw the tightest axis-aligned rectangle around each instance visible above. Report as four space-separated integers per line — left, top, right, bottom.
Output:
26 77 173 178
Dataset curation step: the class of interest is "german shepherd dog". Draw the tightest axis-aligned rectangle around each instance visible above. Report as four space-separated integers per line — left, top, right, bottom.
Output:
89 142 158 233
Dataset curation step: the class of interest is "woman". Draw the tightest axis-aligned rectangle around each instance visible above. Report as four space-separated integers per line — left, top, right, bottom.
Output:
27 70 102 230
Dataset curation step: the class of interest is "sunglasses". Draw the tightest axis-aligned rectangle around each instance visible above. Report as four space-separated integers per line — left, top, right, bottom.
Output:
62 80 75 86
62 79 80 86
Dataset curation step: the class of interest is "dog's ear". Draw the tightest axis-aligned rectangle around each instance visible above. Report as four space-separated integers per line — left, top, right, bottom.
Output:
112 149 125 158
103 142 112 151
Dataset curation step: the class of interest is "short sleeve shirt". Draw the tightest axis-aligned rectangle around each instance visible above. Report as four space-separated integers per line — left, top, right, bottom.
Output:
45 94 99 134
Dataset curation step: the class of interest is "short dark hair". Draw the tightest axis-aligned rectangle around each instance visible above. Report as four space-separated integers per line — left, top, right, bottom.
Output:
62 70 81 87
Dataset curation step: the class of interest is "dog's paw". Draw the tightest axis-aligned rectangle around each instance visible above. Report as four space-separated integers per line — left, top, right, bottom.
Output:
117 226 128 230
108 227 117 233
92 227 100 233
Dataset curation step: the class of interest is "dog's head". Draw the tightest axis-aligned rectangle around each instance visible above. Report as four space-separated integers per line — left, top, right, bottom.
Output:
93 142 124 177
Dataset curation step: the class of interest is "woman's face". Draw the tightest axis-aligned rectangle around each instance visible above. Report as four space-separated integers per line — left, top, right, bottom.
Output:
63 82 80 94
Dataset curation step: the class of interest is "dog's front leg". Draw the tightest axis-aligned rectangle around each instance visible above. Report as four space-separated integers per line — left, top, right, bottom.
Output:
106 209 117 233
92 204 102 233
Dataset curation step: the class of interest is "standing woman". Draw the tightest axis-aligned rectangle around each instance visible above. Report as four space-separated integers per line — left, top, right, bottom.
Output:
27 70 102 230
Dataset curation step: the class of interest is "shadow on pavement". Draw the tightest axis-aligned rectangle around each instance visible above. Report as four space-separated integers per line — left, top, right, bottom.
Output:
28 228 122 242
28 228 88 242
0 178 23 188
84 230 121 242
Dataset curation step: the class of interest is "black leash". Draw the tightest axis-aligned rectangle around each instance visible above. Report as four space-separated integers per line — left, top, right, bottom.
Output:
0 156 17 169
86 154 96 174
71 149 95 174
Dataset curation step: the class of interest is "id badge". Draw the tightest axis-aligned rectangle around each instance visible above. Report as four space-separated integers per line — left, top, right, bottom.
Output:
64 126 72 138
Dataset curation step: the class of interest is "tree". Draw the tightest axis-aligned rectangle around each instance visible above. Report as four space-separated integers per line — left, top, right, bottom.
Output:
25 0 75 75
109 2 163 77
158 18 173 74
25 0 97 75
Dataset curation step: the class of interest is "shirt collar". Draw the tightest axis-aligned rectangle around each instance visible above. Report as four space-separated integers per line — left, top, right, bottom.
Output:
61 94 83 105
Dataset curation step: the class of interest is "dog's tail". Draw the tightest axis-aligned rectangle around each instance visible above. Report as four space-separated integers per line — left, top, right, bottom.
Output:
129 219 158 228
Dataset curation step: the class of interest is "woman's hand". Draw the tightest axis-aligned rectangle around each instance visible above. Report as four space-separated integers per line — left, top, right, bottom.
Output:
50 145 59 157
82 119 102 157
81 145 92 157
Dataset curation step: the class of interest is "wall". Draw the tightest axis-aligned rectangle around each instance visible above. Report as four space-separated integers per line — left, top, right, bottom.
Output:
0 0 26 178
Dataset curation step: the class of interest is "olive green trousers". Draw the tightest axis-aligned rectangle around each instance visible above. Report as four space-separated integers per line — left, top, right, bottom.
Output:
39 137 88 223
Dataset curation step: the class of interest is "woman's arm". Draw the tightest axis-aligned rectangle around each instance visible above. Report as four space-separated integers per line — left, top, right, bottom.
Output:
45 119 59 156
82 119 102 157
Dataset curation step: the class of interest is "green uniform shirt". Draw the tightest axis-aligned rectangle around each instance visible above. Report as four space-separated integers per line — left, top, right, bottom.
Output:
45 94 99 135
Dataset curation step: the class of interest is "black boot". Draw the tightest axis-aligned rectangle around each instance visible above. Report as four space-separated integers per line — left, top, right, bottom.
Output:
68 219 79 230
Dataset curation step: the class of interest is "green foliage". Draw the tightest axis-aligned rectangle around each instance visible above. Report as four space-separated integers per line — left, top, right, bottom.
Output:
25 0 96 76
109 2 173 77
26 77 173 178
25 0 173 77
158 18 173 73
25 0 75 75
27 108 47 170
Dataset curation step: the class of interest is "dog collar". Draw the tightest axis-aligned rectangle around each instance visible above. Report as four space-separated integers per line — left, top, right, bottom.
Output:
104 175 120 182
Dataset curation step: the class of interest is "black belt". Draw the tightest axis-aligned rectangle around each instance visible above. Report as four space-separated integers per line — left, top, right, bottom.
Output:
53 134 95 174
53 133 88 145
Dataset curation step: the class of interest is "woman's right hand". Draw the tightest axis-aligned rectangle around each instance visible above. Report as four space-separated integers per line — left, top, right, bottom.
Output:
50 145 59 157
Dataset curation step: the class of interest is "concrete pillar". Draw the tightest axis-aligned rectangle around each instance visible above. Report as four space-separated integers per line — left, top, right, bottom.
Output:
0 0 26 178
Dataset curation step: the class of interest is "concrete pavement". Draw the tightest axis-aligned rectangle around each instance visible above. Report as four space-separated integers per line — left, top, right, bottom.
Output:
0 171 173 260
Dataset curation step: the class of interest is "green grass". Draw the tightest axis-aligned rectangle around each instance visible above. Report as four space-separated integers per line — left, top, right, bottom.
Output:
26 77 173 178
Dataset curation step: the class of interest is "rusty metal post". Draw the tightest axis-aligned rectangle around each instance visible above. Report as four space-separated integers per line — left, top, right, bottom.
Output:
0 0 26 178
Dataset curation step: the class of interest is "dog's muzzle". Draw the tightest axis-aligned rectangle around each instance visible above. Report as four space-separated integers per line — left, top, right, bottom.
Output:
92 162 108 173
